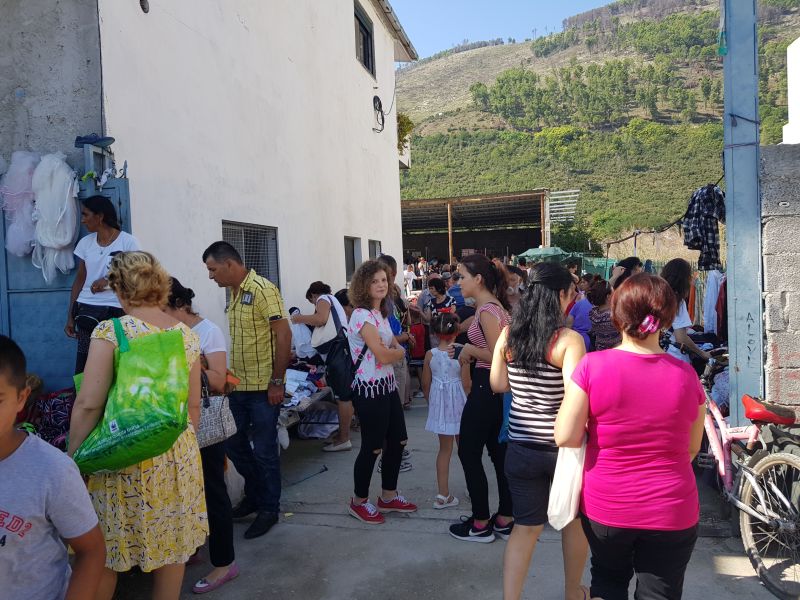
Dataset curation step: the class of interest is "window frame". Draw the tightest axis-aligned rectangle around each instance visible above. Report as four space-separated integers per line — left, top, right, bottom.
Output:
221 220 281 290
354 1 376 77
368 239 382 260
344 236 362 282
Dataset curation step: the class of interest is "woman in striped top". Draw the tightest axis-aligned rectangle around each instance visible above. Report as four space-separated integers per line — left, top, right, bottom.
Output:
448 255 514 544
490 262 589 600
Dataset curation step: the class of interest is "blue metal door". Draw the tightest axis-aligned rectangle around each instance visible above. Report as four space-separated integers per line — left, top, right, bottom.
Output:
0 177 131 391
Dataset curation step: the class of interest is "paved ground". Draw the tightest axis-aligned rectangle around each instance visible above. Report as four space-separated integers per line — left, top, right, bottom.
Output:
118 398 774 600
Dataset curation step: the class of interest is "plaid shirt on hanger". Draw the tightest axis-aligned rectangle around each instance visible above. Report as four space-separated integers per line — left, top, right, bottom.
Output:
683 184 725 271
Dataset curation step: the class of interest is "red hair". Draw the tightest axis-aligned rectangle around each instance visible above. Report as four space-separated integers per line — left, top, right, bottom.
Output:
611 273 678 340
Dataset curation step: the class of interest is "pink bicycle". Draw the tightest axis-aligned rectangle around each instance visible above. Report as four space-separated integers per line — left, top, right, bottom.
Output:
699 356 800 599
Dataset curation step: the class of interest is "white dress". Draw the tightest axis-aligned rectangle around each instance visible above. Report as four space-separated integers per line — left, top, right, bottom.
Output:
425 348 468 435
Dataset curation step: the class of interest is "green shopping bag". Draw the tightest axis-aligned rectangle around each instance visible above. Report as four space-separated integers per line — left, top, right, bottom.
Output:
73 318 190 474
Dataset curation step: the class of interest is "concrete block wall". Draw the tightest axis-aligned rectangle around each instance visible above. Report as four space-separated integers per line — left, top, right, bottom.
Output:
761 144 800 406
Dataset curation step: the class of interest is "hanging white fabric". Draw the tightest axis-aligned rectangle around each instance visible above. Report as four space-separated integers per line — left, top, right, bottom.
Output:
0 151 40 257
30 153 80 283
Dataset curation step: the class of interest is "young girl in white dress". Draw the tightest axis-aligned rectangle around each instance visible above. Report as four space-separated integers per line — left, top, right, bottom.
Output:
422 313 471 509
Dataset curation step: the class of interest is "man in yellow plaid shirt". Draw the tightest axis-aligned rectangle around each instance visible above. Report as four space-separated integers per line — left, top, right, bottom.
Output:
203 242 292 540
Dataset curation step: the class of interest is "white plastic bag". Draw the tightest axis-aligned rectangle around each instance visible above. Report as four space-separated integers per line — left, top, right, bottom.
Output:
30 152 79 282
547 438 586 530
0 151 40 257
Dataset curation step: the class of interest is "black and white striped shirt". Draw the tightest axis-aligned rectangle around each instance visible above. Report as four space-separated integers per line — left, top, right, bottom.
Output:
507 361 565 446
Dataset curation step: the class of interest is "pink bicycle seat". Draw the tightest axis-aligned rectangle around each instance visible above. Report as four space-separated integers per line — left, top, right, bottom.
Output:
742 395 797 426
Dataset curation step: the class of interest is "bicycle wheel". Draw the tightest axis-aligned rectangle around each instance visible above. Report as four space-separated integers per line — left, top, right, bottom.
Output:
740 452 800 599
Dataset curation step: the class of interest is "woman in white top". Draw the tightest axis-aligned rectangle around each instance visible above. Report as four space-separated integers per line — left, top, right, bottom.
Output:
291 281 352 451
165 278 239 595
660 259 711 365
65 195 139 373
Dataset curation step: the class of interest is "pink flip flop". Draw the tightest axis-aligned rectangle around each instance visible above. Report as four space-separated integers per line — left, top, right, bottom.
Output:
192 564 240 595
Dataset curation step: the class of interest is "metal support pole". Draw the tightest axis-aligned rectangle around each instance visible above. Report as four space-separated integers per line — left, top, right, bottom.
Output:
723 0 763 425
540 193 548 247
447 201 454 265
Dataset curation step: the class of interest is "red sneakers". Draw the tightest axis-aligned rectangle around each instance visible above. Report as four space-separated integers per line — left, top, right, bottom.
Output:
349 499 385 524
377 494 418 513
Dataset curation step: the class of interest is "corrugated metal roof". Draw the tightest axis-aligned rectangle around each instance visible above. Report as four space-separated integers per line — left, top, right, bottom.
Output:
402 190 548 233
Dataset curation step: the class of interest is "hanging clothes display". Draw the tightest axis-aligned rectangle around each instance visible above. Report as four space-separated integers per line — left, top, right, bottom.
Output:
716 277 728 344
703 269 724 335
30 152 80 283
693 273 705 328
0 151 40 257
683 184 725 271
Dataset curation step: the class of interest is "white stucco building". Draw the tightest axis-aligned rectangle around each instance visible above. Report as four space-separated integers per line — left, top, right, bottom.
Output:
0 0 416 388
784 37 800 143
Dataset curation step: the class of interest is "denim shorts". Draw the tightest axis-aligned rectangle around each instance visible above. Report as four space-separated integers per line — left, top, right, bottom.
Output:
504 440 559 526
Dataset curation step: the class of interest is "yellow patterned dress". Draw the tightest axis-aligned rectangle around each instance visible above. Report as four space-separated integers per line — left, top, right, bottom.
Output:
88 316 209 572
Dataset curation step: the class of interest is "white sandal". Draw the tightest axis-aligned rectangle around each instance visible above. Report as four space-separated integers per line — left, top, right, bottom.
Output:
433 494 459 509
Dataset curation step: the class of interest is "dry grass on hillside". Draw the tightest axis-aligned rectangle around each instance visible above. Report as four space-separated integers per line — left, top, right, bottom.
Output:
397 41 636 122
604 225 726 266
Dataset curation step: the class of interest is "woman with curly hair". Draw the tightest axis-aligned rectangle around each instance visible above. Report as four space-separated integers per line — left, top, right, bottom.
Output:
69 251 207 600
346 260 418 524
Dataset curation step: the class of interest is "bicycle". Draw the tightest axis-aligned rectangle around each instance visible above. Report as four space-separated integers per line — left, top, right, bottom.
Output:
698 356 800 599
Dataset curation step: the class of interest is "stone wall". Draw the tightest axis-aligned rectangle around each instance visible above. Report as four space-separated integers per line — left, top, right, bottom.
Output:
762 144 800 406
0 1 102 167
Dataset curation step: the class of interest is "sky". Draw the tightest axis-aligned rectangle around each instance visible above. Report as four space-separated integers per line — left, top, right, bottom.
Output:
391 0 612 60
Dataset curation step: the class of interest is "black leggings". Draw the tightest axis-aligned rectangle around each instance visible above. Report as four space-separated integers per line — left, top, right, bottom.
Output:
458 368 512 521
200 442 235 567
352 389 408 499
581 514 698 600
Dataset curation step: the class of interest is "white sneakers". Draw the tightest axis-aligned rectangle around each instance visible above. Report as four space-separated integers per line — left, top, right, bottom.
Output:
322 440 353 452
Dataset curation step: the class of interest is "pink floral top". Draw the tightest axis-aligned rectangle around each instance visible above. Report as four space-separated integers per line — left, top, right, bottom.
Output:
347 308 397 397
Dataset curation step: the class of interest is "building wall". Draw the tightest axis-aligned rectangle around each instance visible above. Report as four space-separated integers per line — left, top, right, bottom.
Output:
761 144 800 409
403 229 542 262
0 1 102 165
96 0 404 324
784 38 800 144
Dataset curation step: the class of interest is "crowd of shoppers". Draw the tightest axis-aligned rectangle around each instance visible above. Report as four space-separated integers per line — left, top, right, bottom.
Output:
5 205 711 600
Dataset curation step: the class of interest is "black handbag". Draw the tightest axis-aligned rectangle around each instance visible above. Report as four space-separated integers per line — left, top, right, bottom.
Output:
324 307 366 400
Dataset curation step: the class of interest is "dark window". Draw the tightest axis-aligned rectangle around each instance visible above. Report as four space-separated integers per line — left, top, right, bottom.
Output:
368 239 382 260
344 237 362 281
354 2 375 76
222 221 280 289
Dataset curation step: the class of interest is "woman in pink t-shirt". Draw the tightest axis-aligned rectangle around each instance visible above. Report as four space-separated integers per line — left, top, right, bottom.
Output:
555 273 706 600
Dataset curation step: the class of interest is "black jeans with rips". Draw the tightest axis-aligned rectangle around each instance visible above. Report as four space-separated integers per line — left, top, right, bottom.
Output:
457 368 512 521
352 389 407 499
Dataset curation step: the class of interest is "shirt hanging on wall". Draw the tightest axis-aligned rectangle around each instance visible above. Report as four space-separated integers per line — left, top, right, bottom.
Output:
683 184 725 271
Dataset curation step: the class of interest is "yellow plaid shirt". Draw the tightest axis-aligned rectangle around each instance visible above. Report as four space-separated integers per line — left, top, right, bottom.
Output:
227 270 287 391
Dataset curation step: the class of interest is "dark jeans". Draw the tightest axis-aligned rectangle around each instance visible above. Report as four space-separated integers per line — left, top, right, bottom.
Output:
352 389 407 499
226 391 281 514
581 514 698 600
457 368 512 521
200 441 235 566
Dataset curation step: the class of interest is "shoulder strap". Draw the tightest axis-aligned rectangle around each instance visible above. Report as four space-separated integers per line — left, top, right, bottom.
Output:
353 344 367 370
330 300 344 333
111 318 130 353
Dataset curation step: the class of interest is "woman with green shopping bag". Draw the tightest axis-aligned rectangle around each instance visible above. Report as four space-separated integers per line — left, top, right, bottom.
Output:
68 251 207 600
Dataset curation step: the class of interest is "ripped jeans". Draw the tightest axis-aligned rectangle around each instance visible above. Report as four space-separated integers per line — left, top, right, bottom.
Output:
352 389 408 498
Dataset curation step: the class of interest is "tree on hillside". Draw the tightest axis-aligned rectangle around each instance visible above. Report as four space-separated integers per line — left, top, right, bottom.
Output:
700 76 712 108
470 82 491 111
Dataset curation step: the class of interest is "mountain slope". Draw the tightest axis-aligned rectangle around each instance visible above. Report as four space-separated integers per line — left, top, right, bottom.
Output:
397 0 798 244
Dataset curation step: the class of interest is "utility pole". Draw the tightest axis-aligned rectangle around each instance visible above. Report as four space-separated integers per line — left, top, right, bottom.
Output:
722 0 763 425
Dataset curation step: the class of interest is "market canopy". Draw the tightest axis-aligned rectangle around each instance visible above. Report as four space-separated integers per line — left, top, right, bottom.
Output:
401 190 547 234
516 246 576 261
